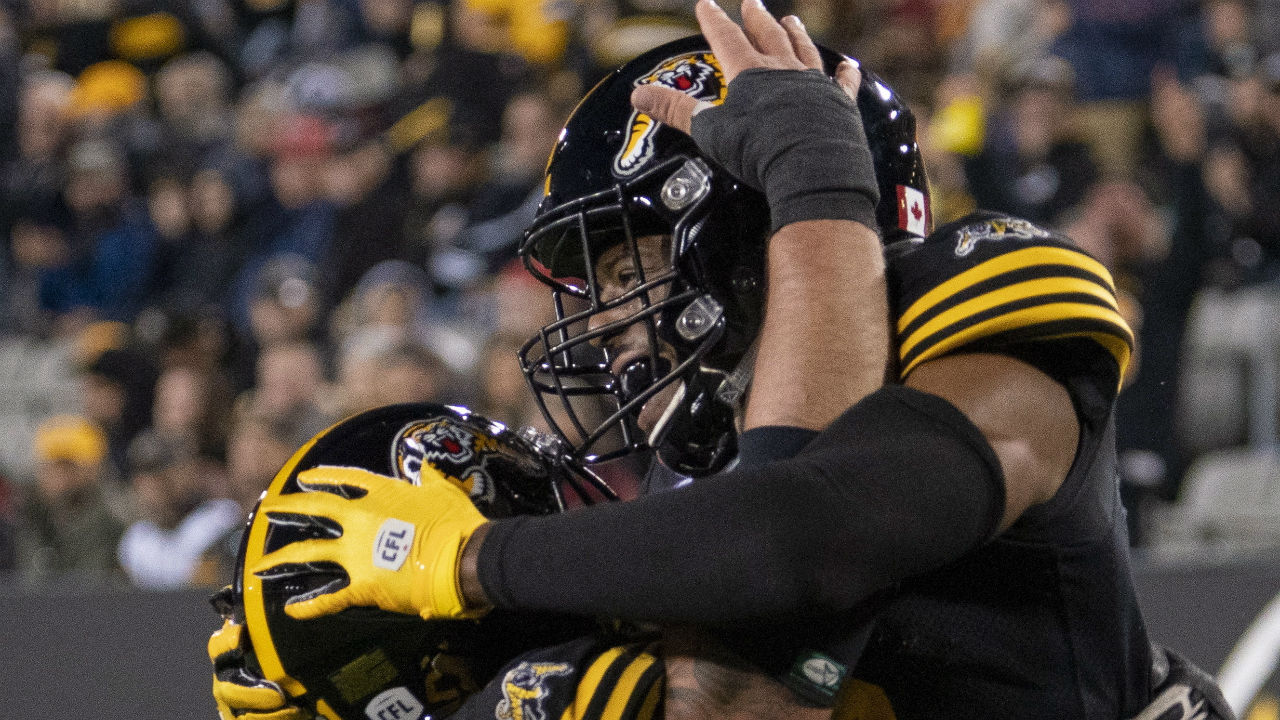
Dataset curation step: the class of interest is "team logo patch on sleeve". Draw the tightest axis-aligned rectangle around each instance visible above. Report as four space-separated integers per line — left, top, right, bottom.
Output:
953 216 1052 257
393 418 500 503
613 52 726 177
495 662 572 720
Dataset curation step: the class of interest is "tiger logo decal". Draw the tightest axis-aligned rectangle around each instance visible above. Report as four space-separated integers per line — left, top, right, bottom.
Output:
495 662 572 720
613 52 726 177
393 417 500 503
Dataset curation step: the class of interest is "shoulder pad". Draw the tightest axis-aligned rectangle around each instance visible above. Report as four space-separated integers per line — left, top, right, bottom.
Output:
887 213 1132 384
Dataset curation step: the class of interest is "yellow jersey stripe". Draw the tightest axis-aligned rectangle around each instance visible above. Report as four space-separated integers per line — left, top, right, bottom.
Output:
600 652 658 720
564 647 627 720
897 246 1116 333
634 675 663 720
899 303 1132 379
898 276 1121 361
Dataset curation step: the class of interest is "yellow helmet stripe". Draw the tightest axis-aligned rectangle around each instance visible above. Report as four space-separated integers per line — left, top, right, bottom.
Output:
241 418 344 698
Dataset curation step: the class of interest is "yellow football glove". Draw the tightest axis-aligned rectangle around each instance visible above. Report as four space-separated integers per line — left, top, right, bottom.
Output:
209 617 312 720
250 465 488 621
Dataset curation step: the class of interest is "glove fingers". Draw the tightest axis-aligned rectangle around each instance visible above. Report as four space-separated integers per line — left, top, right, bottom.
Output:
208 618 244 662
217 703 309 720
256 488 351 519
295 465 388 492
213 676 291 712
282 587 352 620
251 537 346 574
252 707 314 720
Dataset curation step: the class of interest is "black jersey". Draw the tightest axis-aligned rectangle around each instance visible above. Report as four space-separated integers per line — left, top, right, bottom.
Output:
830 212 1149 718
478 212 1149 717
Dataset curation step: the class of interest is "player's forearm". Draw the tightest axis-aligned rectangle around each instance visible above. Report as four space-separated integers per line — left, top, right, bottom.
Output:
461 385 1003 623
745 218 888 431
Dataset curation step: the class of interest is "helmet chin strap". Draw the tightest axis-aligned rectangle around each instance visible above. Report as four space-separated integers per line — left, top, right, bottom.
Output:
648 380 687 448
715 338 758 424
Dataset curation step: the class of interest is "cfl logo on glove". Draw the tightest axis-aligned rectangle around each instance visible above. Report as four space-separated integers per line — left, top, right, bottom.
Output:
364 687 423 720
372 519 415 571
614 52 726 177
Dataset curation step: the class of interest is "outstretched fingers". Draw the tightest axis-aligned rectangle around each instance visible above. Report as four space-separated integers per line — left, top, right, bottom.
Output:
836 58 863 103
281 590 349 621
695 0 759 81
256 487 349 518
214 678 291 712
250 537 344 576
740 0 796 63
295 465 384 492
781 15 822 69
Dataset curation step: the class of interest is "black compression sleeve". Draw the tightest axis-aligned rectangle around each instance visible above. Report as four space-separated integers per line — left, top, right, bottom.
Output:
477 385 1005 623
736 425 819 467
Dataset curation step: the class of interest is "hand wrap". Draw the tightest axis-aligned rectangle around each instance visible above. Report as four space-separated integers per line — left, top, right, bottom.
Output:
691 68 879 234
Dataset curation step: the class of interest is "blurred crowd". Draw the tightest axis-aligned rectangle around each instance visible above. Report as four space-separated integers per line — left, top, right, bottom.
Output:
0 0 1277 589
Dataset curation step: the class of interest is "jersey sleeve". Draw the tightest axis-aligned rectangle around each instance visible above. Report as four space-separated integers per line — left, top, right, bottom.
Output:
449 635 664 720
887 218 1133 398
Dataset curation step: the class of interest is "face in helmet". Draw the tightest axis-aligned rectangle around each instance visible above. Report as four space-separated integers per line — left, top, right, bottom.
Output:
518 35 930 477
219 403 592 720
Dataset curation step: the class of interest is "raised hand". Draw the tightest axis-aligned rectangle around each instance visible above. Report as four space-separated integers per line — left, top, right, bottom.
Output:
631 0 861 135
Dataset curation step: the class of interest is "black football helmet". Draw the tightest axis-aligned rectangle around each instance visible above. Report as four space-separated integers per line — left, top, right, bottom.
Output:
517 36 930 476
215 403 594 720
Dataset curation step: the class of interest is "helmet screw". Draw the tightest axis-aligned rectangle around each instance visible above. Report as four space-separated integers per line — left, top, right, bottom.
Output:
661 159 713 211
662 177 694 209
676 295 724 341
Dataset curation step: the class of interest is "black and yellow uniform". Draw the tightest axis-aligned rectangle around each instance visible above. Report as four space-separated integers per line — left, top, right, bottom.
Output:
830 211 1146 718
450 635 664 720
476 212 1149 718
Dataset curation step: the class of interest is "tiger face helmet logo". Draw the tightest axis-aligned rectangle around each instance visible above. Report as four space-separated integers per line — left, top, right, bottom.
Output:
613 52 726 177
393 418 498 503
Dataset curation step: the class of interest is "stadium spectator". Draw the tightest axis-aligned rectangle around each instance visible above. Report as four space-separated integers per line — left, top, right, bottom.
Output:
116 430 240 589
475 331 544 431
153 159 261 315
41 139 158 327
361 340 452 410
963 55 1099 226
229 253 326 390
14 415 126 583
224 409 297 515
239 340 334 449
80 346 159 477
2 194 73 336
1 69 74 255
1200 51 1280 285
319 139 413 306
152 51 235 165
151 364 235 461
1051 0 1186 177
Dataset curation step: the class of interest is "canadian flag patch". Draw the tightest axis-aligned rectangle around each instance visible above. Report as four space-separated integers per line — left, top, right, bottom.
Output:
897 185 930 237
